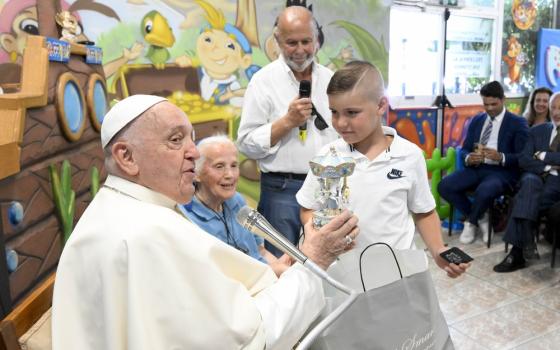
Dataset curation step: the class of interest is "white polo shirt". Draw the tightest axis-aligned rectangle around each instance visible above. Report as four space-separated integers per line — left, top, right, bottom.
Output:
296 126 436 253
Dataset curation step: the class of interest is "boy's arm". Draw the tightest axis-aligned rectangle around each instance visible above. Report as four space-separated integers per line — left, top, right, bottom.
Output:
300 207 313 227
413 210 469 278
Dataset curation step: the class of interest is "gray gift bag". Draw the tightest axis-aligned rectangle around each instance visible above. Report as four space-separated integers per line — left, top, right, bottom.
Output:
311 243 454 350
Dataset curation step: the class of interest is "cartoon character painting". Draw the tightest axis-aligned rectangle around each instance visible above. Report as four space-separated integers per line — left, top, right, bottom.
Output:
503 35 527 85
0 0 120 64
194 0 259 107
512 0 537 31
141 10 175 69
55 10 80 43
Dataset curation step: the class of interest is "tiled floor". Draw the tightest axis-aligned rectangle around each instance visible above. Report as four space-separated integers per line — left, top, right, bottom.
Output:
426 231 560 350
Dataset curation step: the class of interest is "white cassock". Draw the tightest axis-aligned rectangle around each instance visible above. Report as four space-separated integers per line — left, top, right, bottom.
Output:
52 175 325 350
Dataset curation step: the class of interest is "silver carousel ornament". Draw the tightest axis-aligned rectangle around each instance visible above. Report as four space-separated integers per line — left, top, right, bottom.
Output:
309 146 355 228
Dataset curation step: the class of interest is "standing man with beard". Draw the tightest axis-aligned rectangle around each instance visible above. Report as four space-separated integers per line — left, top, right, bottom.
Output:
237 6 338 257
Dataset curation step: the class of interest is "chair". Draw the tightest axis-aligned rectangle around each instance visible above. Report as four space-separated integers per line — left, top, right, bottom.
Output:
447 191 513 248
0 273 54 350
487 192 513 249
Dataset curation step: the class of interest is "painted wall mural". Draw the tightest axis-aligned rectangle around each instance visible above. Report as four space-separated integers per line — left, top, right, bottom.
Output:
387 108 437 157
0 0 390 99
501 0 554 94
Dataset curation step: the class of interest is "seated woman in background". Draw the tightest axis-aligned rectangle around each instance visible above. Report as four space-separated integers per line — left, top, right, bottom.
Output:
523 87 553 126
180 134 290 276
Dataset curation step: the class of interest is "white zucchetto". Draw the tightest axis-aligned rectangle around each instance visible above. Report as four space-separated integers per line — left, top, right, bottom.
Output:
100 95 167 148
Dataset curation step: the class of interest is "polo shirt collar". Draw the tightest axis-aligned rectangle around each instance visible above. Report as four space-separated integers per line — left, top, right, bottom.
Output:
383 126 408 158
347 126 408 160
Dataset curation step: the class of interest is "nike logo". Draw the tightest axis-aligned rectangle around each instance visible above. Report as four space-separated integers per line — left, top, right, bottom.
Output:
387 168 405 179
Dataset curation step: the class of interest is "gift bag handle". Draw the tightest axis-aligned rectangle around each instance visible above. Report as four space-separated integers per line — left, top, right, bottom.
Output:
359 242 403 292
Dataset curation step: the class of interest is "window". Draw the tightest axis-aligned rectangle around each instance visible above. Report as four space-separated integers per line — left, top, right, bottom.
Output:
445 16 494 95
388 3 501 107
388 8 442 101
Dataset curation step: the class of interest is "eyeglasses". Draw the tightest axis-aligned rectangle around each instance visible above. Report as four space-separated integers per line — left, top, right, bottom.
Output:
311 103 328 130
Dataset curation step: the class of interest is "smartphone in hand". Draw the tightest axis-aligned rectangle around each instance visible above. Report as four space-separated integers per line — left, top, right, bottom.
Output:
440 247 474 265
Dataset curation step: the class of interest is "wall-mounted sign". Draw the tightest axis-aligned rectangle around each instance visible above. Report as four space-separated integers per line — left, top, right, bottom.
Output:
46 37 71 63
536 28 560 91
86 46 103 65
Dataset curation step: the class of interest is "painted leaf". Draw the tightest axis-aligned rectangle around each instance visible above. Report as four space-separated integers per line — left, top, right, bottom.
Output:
330 20 388 82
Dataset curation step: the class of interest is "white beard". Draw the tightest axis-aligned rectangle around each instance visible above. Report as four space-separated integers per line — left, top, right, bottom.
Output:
285 55 314 72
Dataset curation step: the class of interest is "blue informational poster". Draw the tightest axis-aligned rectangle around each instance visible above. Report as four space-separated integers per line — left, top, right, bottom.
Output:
46 38 70 63
535 28 560 92
85 46 103 65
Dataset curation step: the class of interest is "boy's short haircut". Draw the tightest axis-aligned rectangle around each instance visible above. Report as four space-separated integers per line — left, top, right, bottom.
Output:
480 81 505 99
326 60 384 100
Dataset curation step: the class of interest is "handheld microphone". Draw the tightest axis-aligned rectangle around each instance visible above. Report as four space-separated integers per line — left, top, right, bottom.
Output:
298 80 312 142
236 206 359 350
237 206 308 264
298 80 328 131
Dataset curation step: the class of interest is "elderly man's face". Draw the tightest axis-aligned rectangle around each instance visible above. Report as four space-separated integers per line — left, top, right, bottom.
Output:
197 142 239 204
551 95 560 127
276 19 316 72
134 102 199 204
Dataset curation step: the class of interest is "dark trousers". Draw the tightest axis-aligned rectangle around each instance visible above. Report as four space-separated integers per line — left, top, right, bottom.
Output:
438 166 515 226
258 173 304 257
504 173 560 247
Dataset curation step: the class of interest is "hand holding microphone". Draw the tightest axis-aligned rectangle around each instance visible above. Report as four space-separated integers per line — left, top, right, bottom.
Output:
296 80 313 142
237 207 359 271
288 80 329 143
237 207 360 349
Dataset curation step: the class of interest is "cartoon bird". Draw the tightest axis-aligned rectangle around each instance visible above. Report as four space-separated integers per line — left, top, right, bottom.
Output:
141 10 175 69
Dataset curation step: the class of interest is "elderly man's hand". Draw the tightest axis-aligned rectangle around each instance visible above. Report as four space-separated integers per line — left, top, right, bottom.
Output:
286 97 313 129
300 210 359 270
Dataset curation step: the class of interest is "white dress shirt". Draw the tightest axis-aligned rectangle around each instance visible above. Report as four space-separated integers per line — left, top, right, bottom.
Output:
539 123 559 176
480 107 506 165
52 175 325 350
237 55 339 174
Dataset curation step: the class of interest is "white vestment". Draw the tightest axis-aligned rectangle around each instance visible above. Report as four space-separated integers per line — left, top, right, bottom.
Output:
52 175 324 350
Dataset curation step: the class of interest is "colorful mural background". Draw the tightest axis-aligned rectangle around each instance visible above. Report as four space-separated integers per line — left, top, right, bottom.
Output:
501 0 554 94
387 108 437 156
0 0 390 106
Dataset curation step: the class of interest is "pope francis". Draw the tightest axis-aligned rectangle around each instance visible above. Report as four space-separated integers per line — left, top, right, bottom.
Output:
51 95 359 350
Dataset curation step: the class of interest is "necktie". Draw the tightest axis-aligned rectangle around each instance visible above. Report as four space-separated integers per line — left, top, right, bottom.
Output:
550 126 560 151
479 116 494 146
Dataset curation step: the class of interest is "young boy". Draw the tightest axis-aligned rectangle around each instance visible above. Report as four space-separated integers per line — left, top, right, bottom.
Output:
296 61 468 278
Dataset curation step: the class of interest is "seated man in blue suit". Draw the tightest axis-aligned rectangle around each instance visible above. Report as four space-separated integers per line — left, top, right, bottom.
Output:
494 92 560 272
438 81 528 244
